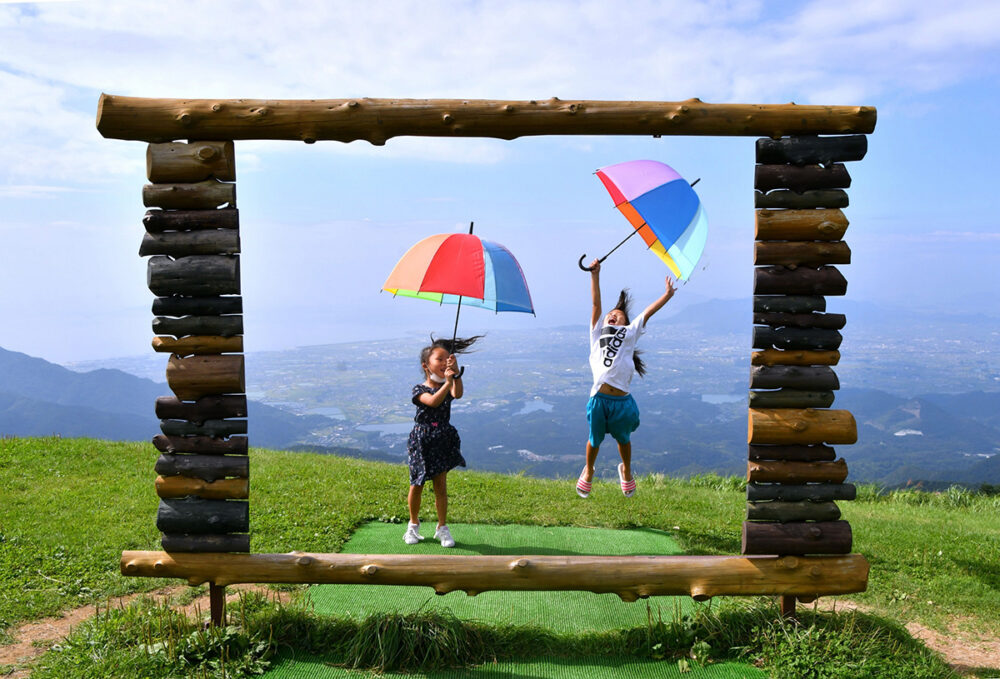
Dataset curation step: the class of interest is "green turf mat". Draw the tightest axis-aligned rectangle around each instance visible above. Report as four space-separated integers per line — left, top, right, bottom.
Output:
307 523 687 633
265 652 765 678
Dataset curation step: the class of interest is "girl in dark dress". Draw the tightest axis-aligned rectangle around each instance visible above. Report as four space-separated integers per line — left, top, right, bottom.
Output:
404 335 480 548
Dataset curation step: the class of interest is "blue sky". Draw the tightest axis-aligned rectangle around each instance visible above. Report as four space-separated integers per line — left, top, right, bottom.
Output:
1 0 998 363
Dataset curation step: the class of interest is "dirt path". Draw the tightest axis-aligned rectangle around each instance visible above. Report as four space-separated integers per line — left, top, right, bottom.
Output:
3 593 999 677
821 598 1000 677
0 584 288 678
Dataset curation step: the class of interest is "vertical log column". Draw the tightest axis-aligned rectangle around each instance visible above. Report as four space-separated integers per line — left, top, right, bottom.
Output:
141 141 250 557
744 135 868 563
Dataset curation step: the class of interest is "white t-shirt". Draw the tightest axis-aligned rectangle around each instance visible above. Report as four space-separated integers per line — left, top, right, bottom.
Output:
589 313 646 396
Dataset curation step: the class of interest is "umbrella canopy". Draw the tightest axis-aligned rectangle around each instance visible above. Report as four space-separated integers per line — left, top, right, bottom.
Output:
383 233 534 314
595 159 707 280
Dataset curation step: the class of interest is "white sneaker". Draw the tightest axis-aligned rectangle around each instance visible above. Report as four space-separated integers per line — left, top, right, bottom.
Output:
403 523 424 545
434 525 455 548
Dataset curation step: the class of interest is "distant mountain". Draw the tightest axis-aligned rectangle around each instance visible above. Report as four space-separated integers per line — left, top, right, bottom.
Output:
0 345 349 450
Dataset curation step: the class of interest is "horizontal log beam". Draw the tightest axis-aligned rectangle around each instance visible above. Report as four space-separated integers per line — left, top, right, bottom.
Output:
754 241 851 267
755 164 850 193
160 418 248 438
742 521 852 555
754 296 826 314
753 326 843 351
143 180 235 210
156 475 249 500
143 209 239 233
755 190 848 209
153 295 243 317
749 390 835 409
161 534 250 553
748 444 836 462
166 355 245 400
152 315 243 338
751 349 840 366
157 498 248 534
155 453 249 482
153 434 247 455
750 366 839 390
147 255 240 296
747 482 857 502
755 209 848 241
119 550 869 599
749 408 857 445
754 267 847 296
746 501 841 522
754 312 846 330
153 335 244 356
756 135 867 165
748 459 849 484
140 230 240 257
97 94 877 143
155 395 248 422
147 141 236 182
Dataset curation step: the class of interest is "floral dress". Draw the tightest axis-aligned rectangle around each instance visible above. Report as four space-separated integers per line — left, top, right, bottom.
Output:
407 384 465 486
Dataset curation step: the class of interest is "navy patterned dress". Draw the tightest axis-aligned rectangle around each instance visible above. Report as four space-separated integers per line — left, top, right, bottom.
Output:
407 384 465 486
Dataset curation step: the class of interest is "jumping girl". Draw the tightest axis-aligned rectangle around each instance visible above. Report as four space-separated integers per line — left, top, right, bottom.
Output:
577 259 675 498
404 335 481 547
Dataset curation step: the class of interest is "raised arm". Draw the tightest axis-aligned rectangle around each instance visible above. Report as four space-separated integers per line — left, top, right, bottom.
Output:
641 276 677 327
589 258 602 329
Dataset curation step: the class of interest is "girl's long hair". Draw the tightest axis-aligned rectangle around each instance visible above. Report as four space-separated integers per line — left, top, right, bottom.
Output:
419 334 484 373
613 289 646 377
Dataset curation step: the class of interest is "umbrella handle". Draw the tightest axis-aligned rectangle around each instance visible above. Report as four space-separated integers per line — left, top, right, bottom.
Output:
578 254 595 271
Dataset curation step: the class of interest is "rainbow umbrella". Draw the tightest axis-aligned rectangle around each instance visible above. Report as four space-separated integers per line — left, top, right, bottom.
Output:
579 160 707 280
383 224 534 367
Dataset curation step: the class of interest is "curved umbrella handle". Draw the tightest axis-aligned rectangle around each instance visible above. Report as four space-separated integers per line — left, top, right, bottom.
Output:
578 254 594 271
459 366 466 377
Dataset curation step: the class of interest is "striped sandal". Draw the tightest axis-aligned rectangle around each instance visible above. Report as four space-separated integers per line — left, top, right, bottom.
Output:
618 463 636 498
576 473 592 498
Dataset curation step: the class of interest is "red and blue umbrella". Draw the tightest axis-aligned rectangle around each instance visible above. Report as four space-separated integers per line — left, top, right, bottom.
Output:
383 224 534 369
382 228 534 314
580 160 707 280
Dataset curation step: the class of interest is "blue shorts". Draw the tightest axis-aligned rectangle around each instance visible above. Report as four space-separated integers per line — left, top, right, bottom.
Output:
587 392 640 447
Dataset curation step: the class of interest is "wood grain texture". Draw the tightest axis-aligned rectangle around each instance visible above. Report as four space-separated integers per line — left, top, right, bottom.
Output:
166 355 245 400
755 164 851 192
120 550 870 599
754 267 847 296
143 209 239 233
156 475 249 500
756 135 867 165
98 94 877 143
751 349 840 366
754 241 851 267
755 209 848 241
147 141 236 182
143 180 235 210
160 534 249 553
748 408 857 445
747 459 849 484
152 335 244 356
742 521 852 555
755 190 848 209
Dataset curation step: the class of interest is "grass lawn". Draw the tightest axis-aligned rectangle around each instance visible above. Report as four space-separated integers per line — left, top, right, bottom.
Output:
1 436 998 677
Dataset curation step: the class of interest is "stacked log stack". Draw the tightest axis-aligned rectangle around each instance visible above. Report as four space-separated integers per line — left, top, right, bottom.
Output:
745 135 867 559
141 141 249 553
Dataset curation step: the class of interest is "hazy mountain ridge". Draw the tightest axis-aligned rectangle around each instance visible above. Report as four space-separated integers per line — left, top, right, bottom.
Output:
5 299 999 486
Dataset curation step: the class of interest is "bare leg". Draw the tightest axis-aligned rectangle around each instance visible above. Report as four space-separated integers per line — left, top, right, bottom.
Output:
582 442 599 482
407 484 423 524
432 472 448 527
617 441 632 481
